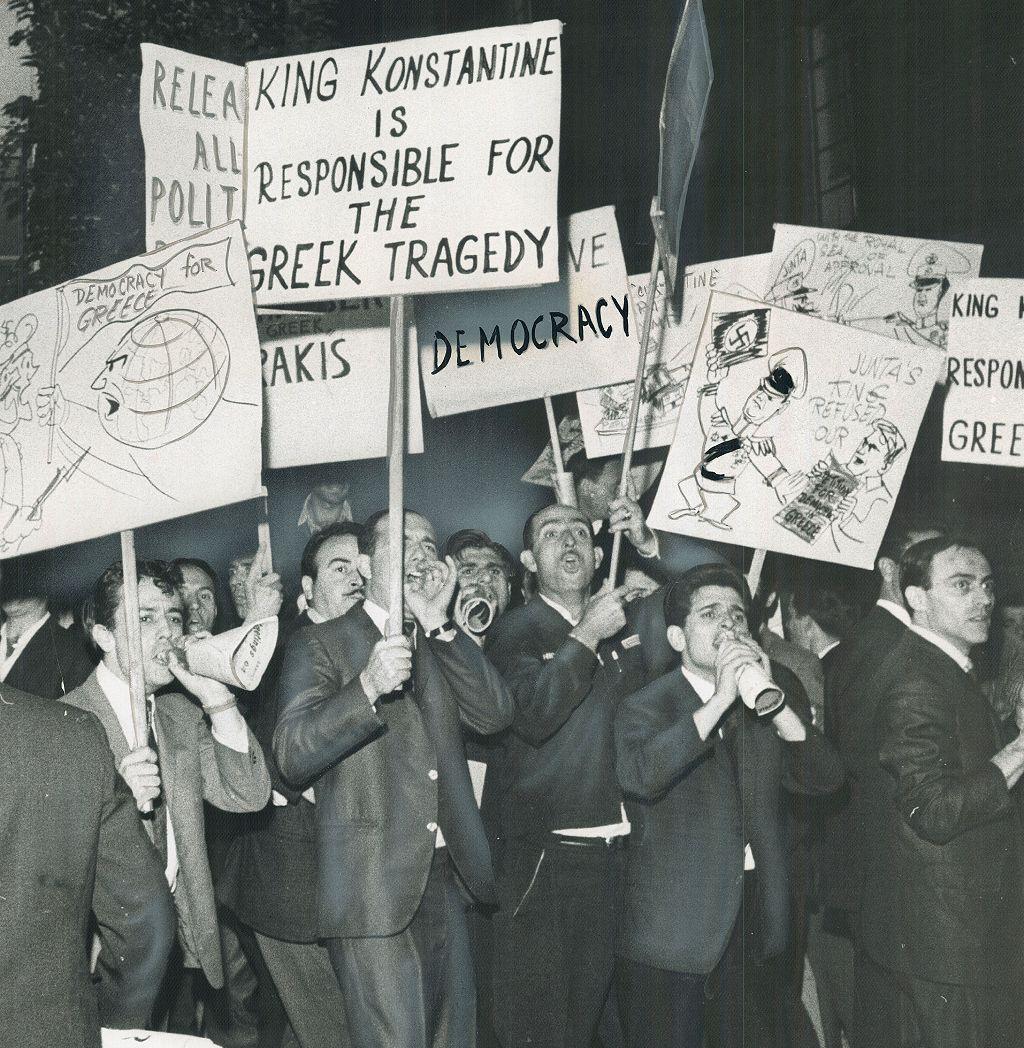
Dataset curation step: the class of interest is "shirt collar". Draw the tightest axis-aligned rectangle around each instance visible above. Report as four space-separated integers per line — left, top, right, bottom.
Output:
362 599 390 637
306 606 327 625
908 623 974 674
818 639 840 660
876 599 911 627
681 665 716 703
0 611 50 663
539 593 582 627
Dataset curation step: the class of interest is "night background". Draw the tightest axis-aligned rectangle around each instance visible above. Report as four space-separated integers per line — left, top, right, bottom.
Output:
0 0 1021 605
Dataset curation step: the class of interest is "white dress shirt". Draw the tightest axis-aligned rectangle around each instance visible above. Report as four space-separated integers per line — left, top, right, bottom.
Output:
0 611 50 681
908 623 973 674
876 598 911 627
818 639 840 660
682 666 756 871
95 660 180 891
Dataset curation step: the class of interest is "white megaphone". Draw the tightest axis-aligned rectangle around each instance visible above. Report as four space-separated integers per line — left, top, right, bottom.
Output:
180 616 279 691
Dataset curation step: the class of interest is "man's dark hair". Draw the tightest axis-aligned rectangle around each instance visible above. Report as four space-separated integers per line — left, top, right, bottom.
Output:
171 557 219 589
521 503 591 553
84 560 183 633
357 509 426 557
445 529 516 584
899 534 985 598
664 563 750 629
876 513 948 567
782 568 859 641
301 521 363 581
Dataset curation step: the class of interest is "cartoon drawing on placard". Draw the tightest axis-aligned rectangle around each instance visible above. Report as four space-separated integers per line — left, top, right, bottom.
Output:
776 417 907 552
666 307 808 530
594 362 688 438
846 244 971 350
0 314 42 550
766 239 819 316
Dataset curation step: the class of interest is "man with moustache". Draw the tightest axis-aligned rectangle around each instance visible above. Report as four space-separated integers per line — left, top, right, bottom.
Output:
486 502 647 1048
298 521 365 624
274 509 513 1048
855 536 1024 1048
63 560 271 1019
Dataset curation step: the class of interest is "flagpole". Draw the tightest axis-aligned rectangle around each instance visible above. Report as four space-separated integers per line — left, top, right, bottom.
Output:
386 295 406 638
607 207 668 587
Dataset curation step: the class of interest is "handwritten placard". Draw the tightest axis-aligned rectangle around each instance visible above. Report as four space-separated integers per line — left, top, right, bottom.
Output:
259 300 423 468
647 292 944 569
416 207 636 417
140 44 245 250
244 22 562 304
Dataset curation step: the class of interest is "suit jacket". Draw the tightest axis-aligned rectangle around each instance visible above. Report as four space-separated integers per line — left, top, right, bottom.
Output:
218 610 322 943
273 605 514 939
859 630 1024 986
0 685 174 1048
818 602 907 914
2 615 95 699
63 670 271 987
615 665 843 975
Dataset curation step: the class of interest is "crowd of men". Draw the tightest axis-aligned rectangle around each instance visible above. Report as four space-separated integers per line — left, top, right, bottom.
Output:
2 457 1023 1048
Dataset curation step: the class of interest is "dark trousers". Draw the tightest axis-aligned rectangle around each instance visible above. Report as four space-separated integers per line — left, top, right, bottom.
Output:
614 958 706 1048
806 909 854 1048
326 848 474 1048
492 838 625 1048
255 931 351 1048
854 950 1021 1048
705 871 775 1048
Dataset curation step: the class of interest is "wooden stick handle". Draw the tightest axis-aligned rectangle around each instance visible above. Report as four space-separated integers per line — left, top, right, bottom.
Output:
257 486 272 574
608 233 666 587
387 295 406 638
120 529 154 813
544 395 577 507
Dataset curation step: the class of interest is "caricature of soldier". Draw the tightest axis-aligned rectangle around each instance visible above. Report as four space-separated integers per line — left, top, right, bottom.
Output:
854 244 970 350
669 336 808 530
769 269 819 315
0 315 41 550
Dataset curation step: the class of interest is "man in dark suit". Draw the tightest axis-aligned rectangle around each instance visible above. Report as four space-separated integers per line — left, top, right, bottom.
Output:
812 518 943 1045
0 580 94 698
855 536 1024 1048
219 525 356 1048
0 684 175 1048
614 564 842 1048
486 502 653 1048
274 508 514 1048
63 559 271 1018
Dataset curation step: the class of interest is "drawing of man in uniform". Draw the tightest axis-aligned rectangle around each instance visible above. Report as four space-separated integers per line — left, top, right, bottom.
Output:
668 318 808 530
769 268 819 315
852 244 970 350
0 315 41 551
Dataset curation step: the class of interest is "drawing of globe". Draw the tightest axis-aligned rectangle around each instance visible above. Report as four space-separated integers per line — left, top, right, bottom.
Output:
95 309 230 449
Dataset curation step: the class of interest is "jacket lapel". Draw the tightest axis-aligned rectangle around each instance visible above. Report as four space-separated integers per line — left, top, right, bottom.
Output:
80 672 133 768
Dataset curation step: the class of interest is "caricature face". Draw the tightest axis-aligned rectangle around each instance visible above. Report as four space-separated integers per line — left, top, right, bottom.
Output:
92 310 229 450
847 430 889 478
0 348 37 433
913 282 942 320
741 386 784 427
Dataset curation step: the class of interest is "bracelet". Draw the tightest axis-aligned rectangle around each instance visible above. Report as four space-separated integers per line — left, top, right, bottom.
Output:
423 618 455 640
203 697 238 716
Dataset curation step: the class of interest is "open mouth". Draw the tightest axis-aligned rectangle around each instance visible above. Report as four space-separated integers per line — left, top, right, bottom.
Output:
153 649 173 667
104 397 120 417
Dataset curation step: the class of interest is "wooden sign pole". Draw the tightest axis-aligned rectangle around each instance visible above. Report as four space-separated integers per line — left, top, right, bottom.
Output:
543 395 577 507
386 295 406 638
119 529 154 812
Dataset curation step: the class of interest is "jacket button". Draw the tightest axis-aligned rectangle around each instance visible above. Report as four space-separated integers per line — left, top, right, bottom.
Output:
427 821 438 833
428 769 438 781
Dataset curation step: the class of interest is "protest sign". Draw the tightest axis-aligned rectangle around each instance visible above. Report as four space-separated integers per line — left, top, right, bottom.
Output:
418 207 636 417
576 252 771 456
942 279 1024 466
140 44 245 251
766 224 983 352
646 292 944 569
259 300 423 468
244 21 562 304
0 222 262 558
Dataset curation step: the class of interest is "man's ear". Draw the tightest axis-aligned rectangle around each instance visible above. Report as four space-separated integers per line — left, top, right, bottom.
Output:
91 622 115 655
904 584 926 619
593 545 604 571
520 549 538 575
301 575 314 604
357 554 372 583
666 624 686 654
877 556 898 592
